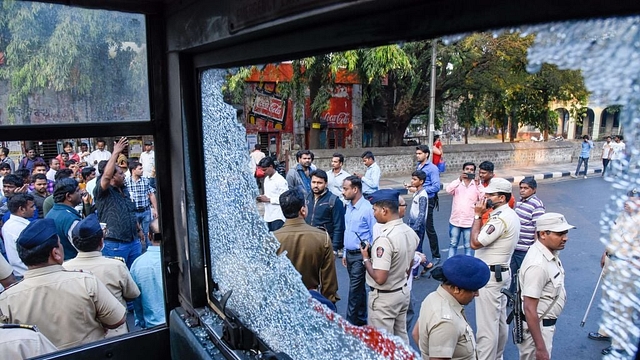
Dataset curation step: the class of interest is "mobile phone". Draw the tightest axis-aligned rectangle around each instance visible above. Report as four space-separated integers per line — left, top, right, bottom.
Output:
465 173 476 179
485 199 494 209
355 232 368 249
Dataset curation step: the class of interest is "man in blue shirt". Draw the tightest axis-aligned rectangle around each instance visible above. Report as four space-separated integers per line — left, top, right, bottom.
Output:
130 218 165 329
341 175 376 326
414 145 441 267
572 134 594 179
286 150 315 195
355 151 381 197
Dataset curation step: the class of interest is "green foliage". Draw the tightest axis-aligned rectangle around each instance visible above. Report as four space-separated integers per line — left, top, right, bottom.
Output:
0 1 148 124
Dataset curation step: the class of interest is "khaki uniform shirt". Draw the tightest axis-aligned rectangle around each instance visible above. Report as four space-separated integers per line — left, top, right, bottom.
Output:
476 204 520 266
0 327 58 359
0 255 13 281
417 286 476 360
274 218 339 303
64 251 140 307
0 265 126 350
519 241 566 319
366 218 418 290
64 251 140 337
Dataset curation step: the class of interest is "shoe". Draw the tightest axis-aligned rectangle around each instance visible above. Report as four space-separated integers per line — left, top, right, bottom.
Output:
420 262 434 276
432 257 441 266
588 332 611 341
336 249 343 258
570 174 577 178
601 346 613 355
584 175 588 179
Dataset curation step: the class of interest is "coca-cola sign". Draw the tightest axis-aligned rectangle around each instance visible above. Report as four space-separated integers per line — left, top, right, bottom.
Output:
252 93 285 122
322 111 350 125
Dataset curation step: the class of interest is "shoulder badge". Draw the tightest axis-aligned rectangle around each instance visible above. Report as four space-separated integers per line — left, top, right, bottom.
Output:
2 278 23 290
0 323 39 332
106 256 126 264
492 211 502 217
485 225 496 235
442 314 452 320
376 247 385 258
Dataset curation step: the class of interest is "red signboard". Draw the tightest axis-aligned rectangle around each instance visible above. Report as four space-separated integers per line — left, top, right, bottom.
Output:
252 93 285 122
321 85 352 128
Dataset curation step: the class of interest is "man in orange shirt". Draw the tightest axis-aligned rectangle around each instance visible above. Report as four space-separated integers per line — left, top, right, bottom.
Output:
477 161 515 224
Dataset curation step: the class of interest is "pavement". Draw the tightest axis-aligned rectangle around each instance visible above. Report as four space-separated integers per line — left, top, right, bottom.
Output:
382 161 605 194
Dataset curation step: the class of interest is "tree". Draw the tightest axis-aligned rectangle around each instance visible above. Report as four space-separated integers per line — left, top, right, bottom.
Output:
0 1 147 124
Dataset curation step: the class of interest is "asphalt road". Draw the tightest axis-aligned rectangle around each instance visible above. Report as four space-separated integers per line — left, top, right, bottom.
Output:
333 176 616 359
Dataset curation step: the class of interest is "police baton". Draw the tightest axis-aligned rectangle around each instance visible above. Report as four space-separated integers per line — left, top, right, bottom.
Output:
580 267 605 327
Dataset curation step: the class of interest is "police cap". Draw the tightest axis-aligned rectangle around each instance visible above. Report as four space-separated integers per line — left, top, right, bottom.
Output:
442 255 490 291
72 213 103 240
17 219 59 249
367 189 400 205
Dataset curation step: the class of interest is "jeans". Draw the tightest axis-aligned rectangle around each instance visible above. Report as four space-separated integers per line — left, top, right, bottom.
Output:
448 224 471 258
575 156 589 176
509 249 527 293
602 158 611 176
102 239 143 269
345 251 368 326
135 209 152 250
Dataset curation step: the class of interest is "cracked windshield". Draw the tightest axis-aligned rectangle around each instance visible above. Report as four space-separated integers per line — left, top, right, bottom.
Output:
203 17 639 360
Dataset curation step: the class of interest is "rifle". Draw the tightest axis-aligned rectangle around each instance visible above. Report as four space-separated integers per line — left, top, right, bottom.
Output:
501 271 524 344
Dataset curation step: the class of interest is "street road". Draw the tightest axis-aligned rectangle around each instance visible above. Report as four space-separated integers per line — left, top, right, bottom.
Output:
333 176 617 359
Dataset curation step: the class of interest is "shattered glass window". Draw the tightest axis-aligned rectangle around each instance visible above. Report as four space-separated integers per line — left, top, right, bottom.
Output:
200 16 640 359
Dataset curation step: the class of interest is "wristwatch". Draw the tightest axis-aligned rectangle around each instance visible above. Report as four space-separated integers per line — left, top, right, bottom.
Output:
474 215 481 220
363 258 371 265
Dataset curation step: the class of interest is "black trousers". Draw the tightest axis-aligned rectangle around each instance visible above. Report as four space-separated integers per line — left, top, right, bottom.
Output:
426 196 440 259
345 251 368 326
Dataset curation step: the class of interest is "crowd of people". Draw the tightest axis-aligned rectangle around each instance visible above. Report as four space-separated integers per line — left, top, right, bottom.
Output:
251 138 586 360
0 137 164 359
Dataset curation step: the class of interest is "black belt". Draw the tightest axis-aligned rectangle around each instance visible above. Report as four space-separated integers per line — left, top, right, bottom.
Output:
346 249 362 254
105 238 130 243
489 265 510 272
542 318 557 327
371 285 405 293
135 207 149 212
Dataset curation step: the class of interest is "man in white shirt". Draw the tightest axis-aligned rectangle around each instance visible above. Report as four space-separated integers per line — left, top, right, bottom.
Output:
2 193 35 277
256 157 288 231
46 158 60 182
139 141 155 178
354 151 380 197
610 135 626 176
327 153 350 203
87 140 112 174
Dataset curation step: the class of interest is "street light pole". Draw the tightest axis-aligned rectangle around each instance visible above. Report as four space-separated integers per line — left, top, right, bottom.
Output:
428 39 437 148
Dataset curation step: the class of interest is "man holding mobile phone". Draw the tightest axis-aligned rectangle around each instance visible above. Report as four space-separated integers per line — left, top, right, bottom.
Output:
445 162 482 258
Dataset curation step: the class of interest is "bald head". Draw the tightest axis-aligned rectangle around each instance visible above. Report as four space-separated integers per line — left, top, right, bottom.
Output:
398 195 407 218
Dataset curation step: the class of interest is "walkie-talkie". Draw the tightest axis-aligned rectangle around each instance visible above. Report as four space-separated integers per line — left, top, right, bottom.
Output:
355 232 367 249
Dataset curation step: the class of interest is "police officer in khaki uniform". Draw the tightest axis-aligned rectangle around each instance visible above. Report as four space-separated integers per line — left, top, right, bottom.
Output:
412 255 490 360
470 177 520 360
361 189 418 343
64 213 141 337
0 218 127 350
0 324 58 358
0 253 17 289
518 213 574 360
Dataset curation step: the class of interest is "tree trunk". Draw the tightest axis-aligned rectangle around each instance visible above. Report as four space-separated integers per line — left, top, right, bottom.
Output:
388 125 406 147
464 126 469 144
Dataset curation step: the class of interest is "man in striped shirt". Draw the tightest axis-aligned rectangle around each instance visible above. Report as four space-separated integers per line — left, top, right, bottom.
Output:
510 178 545 293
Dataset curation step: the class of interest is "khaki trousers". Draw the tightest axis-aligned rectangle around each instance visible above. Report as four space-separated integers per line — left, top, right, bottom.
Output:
517 323 555 359
367 286 411 343
476 271 510 360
